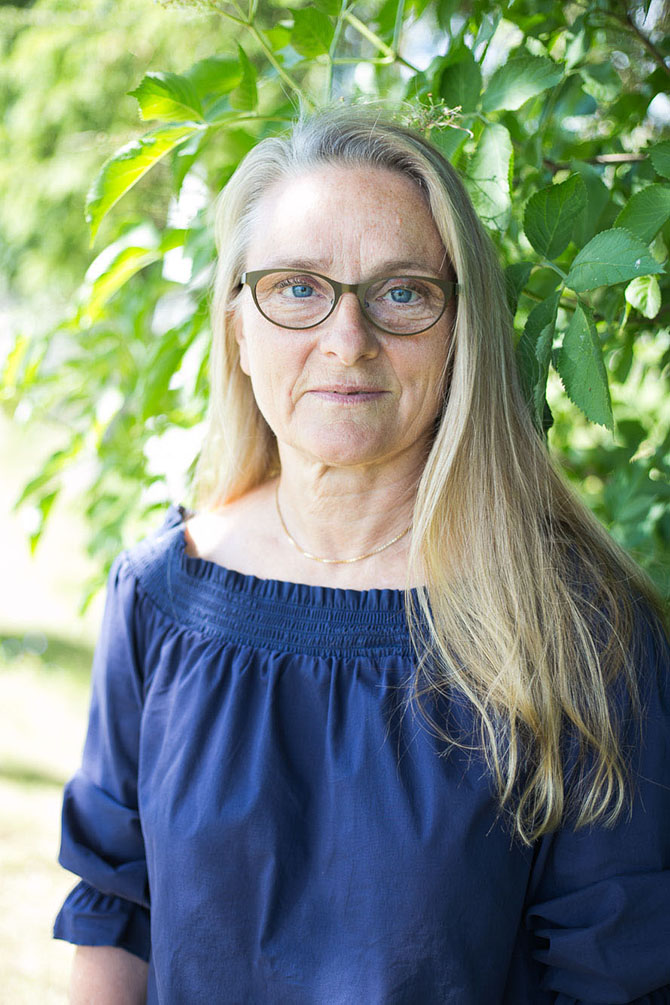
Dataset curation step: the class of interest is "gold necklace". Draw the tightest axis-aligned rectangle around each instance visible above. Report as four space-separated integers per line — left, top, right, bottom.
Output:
275 483 411 565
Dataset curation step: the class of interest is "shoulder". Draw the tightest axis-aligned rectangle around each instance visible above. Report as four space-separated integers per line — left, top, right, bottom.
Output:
183 482 283 578
121 503 190 591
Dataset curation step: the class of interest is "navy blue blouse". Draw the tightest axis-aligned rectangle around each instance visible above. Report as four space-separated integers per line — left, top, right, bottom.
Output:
54 506 670 1004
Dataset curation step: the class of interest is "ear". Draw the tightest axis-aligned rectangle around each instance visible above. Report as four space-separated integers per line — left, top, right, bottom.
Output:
230 309 250 376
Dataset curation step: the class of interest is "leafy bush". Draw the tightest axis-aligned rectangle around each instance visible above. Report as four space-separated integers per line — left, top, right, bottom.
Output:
2 0 669 600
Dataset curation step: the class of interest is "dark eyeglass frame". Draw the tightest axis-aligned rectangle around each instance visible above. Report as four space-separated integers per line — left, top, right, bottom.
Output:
239 268 460 336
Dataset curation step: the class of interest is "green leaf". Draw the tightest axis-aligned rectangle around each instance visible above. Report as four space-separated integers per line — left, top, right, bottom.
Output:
1 333 29 391
312 0 341 14
570 161 610 247
85 124 201 241
505 261 533 315
265 25 292 51
517 290 560 431
579 62 621 103
565 229 663 292
230 45 258 111
556 303 613 429
82 231 184 322
291 8 335 58
473 11 501 53
625 275 662 319
465 123 513 232
431 126 468 162
29 489 59 555
481 55 563 113
129 71 204 123
523 174 586 259
83 246 161 321
613 184 670 244
183 57 242 101
650 139 670 180
438 47 482 113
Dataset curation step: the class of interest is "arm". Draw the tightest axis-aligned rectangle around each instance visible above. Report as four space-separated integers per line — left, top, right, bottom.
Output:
54 555 151 970
523 611 670 1003
70 946 149 1005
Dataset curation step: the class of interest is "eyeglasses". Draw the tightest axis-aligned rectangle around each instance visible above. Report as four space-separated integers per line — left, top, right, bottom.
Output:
239 269 459 336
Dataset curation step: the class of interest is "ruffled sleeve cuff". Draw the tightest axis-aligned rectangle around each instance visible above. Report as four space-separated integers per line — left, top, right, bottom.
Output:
53 879 151 963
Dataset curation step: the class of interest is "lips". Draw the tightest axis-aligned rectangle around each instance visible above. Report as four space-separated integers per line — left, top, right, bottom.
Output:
312 384 386 394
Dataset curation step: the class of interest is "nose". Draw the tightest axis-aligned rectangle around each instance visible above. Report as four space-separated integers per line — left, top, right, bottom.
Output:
317 291 379 365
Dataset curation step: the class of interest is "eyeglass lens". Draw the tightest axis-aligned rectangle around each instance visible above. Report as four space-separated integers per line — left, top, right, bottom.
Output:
254 272 446 334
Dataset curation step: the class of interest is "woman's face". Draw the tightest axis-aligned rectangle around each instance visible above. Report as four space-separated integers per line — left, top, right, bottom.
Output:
235 164 455 473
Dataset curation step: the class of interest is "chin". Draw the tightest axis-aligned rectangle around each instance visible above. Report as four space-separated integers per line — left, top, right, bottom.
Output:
298 432 393 469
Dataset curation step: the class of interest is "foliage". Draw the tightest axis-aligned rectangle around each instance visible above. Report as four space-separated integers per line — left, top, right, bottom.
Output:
2 0 670 599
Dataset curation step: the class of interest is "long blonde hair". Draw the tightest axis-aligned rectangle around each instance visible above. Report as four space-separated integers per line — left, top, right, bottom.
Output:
196 103 665 844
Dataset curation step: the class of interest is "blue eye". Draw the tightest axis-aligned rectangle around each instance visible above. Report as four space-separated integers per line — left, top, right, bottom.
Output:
389 287 415 303
291 284 313 298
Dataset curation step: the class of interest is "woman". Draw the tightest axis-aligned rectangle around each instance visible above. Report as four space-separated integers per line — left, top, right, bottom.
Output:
54 106 670 1003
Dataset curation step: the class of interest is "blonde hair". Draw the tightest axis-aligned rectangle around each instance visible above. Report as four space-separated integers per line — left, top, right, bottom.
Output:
196 103 665 844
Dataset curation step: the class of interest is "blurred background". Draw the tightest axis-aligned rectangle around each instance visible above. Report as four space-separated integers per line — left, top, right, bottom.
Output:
1 0 669 998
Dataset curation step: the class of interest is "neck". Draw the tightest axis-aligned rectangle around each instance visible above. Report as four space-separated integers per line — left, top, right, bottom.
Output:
274 448 423 568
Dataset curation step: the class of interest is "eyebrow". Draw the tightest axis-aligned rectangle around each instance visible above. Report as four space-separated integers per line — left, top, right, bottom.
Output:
259 257 442 278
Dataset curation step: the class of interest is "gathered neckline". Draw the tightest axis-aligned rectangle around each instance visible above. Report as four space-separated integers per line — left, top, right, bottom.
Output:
124 504 416 658
173 503 417 606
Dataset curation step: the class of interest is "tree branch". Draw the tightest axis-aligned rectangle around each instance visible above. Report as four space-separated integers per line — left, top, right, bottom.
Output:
623 6 670 79
544 153 647 172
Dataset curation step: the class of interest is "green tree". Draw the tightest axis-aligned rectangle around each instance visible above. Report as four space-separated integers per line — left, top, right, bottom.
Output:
2 0 670 599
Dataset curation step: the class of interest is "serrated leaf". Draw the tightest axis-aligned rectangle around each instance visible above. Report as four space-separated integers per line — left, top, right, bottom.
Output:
86 124 201 241
625 275 662 319
129 72 204 123
184 57 243 101
438 48 482 113
505 261 533 315
431 126 467 161
614 184 670 244
650 140 670 180
566 229 663 292
291 8 335 58
524 174 586 259
230 45 258 111
465 123 512 232
556 303 612 429
570 161 610 247
517 290 560 430
481 55 562 113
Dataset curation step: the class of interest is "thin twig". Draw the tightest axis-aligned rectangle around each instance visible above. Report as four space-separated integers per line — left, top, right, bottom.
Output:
392 0 406 52
544 153 648 172
247 22 316 111
324 0 348 101
342 10 419 72
622 7 670 79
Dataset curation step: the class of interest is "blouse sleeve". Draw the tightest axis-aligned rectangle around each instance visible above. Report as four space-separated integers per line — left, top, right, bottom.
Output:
53 553 150 962
524 611 670 1004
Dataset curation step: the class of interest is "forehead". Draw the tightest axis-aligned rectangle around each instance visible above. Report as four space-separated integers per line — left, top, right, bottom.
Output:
246 164 447 277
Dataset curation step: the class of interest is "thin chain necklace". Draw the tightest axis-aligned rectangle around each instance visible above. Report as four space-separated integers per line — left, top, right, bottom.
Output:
275 483 411 565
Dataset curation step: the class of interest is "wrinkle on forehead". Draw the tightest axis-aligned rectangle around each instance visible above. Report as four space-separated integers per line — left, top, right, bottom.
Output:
245 164 449 283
